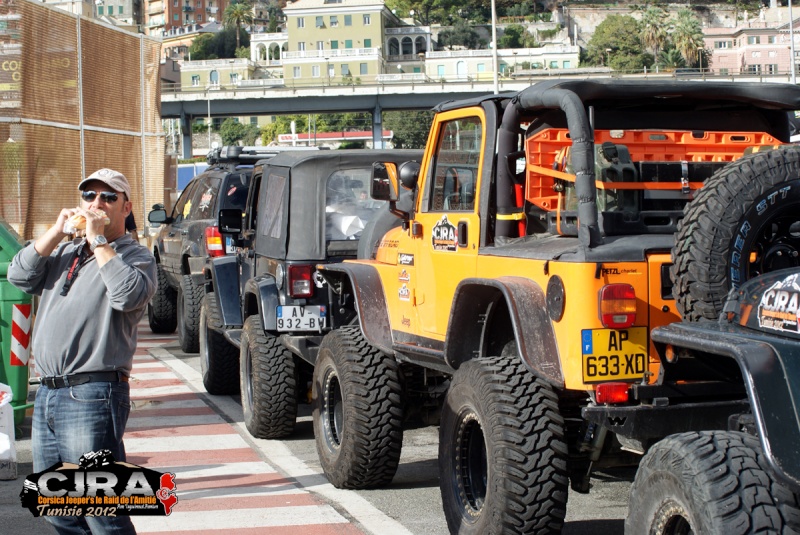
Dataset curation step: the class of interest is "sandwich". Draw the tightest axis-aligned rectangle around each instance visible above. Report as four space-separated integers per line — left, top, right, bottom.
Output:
63 209 110 234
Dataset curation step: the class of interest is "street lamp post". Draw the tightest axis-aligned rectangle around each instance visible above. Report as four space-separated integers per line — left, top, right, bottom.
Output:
490 0 499 94
207 88 211 150
605 48 612 69
790 0 797 84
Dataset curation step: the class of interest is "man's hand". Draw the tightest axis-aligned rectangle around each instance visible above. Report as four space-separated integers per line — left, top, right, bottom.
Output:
33 207 79 257
77 207 108 244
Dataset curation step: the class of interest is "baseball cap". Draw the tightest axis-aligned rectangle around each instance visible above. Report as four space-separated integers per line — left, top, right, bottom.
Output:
78 168 132 201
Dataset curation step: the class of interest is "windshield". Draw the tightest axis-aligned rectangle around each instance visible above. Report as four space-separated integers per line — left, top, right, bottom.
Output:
325 168 385 241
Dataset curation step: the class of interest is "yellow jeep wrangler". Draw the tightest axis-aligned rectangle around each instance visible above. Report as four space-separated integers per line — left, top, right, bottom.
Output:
316 80 800 534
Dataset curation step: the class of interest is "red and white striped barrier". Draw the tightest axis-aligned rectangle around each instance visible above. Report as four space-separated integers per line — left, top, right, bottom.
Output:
10 303 31 366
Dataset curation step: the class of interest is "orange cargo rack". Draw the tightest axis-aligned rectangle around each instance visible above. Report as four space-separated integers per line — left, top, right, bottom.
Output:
525 128 785 211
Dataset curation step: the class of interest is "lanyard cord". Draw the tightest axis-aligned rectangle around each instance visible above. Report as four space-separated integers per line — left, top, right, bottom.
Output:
60 241 91 296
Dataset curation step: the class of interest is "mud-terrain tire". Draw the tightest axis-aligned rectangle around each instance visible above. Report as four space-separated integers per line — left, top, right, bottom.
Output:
178 274 204 353
672 145 800 321
148 263 177 334
439 356 569 535
199 292 239 395
626 431 800 534
313 326 403 489
239 315 297 439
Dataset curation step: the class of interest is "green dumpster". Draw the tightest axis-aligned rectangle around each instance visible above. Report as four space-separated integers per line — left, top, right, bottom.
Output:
0 219 33 427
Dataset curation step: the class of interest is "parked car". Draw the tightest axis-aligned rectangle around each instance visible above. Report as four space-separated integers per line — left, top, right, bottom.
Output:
201 149 423 440
147 146 291 352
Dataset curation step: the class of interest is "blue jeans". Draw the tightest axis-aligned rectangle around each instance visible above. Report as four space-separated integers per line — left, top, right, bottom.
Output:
32 382 136 535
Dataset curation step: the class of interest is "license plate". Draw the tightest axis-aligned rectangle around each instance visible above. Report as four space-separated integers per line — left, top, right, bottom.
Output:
225 236 235 254
581 327 647 383
276 306 326 332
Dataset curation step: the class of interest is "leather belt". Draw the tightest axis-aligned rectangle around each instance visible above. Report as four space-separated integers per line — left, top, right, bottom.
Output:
40 371 129 389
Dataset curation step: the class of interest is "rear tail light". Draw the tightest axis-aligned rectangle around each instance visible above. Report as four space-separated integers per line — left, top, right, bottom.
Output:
205 226 225 257
288 265 313 298
596 382 629 404
599 283 637 328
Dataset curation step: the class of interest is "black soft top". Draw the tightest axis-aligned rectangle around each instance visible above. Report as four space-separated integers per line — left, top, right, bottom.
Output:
254 149 423 261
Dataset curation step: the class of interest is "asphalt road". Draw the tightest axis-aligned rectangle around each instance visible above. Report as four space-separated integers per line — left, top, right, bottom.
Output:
160 341 634 535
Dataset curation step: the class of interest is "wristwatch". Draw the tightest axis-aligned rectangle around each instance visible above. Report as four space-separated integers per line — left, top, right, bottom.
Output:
90 235 109 252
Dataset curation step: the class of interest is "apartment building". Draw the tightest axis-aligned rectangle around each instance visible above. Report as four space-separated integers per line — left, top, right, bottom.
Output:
705 23 797 76
145 0 227 36
281 0 404 84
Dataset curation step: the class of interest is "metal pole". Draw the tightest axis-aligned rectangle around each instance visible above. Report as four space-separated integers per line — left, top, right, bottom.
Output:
491 0 499 94
790 0 797 84
207 90 212 150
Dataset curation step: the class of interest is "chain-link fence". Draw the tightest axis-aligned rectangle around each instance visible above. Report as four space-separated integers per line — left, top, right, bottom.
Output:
0 0 163 239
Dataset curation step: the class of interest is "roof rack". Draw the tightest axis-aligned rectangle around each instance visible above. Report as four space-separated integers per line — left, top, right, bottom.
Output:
207 145 325 165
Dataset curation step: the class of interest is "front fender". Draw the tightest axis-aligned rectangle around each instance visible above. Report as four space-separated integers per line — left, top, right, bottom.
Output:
653 322 800 492
320 263 393 355
209 256 242 328
244 276 280 331
447 276 563 388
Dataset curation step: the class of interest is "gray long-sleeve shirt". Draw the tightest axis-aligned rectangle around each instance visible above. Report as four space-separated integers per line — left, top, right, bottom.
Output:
7 235 157 378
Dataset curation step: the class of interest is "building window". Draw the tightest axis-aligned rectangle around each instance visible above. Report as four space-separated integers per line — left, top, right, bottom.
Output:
328 64 335 78
250 117 258 126
360 63 367 75
563 60 571 68
118 5 123 14
298 17 304 28
191 75 200 86
316 16 323 27
312 65 320 77
364 38 371 48
293 66 301 78
344 14 351 26
341 64 350 76
363 14 370 25
173 14 178 20
766 64 778 74
197 14 201 20
714 40 731 49
768 35 776 44
477 63 485 73
331 41 338 49
719 68 729 75
345 40 352 49
437 65 445 77
747 36 760 45
317 41 324 50
97 6 103 15
298 42 305 51
550 60 558 68
330 16 338 27
746 64 761 74
230 73 239 84
174 0 177 5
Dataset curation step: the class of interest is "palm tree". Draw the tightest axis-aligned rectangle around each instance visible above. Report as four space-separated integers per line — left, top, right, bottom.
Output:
656 48 686 70
639 5 671 57
672 9 705 68
224 1 254 51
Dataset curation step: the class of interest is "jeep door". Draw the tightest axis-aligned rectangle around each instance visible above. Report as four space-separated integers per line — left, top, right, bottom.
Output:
411 111 484 337
162 179 200 280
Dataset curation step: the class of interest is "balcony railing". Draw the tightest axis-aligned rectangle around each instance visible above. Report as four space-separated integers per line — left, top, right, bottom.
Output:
182 5 193 12
385 26 430 35
282 47 381 60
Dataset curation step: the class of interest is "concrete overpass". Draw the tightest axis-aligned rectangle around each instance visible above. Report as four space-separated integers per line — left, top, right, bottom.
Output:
161 72 795 158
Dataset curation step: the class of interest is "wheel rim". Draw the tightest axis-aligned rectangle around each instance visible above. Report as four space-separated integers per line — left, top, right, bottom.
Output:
652 501 694 535
455 411 487 515
322 369 343 449
732 181 800 286
200 304 209 373
243 342 254 413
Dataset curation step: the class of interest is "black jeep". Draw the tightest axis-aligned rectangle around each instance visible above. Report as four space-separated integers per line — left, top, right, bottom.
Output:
201 149 422 439
147 146 291 352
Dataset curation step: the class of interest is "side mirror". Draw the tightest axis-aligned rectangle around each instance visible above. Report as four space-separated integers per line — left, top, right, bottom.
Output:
148 209 168 224
218 208 243 234
371 162 399 202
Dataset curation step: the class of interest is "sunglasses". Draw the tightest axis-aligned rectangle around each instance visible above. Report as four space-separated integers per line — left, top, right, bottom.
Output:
81 191 119 203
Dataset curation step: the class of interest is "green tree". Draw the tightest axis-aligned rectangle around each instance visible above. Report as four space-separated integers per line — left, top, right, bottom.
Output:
189 33 217 60
224 1 254 51
438 19 482 50
241 124 261 145
639 5 671 57
656 48 686 70
384 110 434 149
584 15 650 71
220 118 247 145
498 24 525 49
672 8 705 67
235 46 250 59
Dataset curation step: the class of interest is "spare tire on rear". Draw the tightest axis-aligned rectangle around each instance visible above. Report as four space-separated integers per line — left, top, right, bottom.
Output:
672 145 800 321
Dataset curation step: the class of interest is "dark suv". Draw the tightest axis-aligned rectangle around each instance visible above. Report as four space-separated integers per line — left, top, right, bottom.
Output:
201 149 422 440
147 146 292 352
